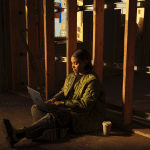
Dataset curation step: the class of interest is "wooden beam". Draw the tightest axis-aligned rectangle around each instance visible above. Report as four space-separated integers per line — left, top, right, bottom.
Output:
146 7 150 66
44 0 56 101
3 0 13 90
92 0 105 85
122 0 137 125
9 0 21 91
103 62 150 74
66 0 77 75
142 7 146 66
25 0 38 92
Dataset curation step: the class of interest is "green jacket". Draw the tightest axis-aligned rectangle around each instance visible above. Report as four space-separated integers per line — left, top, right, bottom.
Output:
53 71 106 133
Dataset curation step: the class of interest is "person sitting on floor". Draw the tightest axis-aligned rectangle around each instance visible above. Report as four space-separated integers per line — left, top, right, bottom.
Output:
1 48 106 147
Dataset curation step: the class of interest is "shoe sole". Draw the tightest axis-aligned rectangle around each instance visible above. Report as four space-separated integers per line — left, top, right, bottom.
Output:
43 127 69 141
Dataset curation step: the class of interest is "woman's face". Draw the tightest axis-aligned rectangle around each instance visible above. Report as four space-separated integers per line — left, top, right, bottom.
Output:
71 56 88 75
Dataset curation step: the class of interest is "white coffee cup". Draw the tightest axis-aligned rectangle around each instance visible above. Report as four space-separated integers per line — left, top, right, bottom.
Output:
102 121 112 136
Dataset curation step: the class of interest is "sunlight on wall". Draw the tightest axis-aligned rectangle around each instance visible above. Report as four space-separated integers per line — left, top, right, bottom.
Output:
77 0 83 42
136 0 145 35
54 0 83 42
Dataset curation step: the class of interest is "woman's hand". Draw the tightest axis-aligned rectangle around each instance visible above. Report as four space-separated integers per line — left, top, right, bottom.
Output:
46 98 57 105
49 101 64 109
46 98 64 109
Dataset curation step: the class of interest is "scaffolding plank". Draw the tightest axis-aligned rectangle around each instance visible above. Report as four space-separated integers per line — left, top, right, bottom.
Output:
25 0 38 92
122 0 137 125
3 0 13 90
9 0 21 91
44 0 56 100
92 0 105 85
66 0 77 75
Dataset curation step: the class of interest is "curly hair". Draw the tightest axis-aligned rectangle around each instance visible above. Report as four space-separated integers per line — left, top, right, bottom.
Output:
71 49 94 71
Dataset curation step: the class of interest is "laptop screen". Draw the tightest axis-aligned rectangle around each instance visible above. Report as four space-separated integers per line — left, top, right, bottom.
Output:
27 86 44 106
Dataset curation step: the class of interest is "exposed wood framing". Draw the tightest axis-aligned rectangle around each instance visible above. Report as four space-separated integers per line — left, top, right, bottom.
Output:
122 0 137 125
66 0 77 75
103 61 150 74
3 0 13 90
10 52 150 73
142 8 146 66
44 0 56 101
9 0 21 91
92 0 105 85
25 0 38 94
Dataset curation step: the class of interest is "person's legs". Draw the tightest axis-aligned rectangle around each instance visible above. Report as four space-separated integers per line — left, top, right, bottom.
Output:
25 112 57 139
31 104 71 128
1 105 72 147
31 104 48 122
52 108 71 128
1 112 56 147
42 107 72 141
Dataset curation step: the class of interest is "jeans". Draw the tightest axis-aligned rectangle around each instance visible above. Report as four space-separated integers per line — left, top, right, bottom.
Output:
31 104 71 128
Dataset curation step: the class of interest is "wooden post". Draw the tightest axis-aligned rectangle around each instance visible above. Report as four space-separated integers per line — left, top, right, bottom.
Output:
44 0 55 101
9 0 21 91
92 0 105 85
142 7 146 66
122 0 137 125
3 0 13 90
25 0 38 92
66 0 77 75
145 6 150 66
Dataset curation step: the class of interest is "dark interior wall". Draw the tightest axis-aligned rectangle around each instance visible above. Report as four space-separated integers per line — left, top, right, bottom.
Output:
19 0 28 90
0 0 7 93
144 7 150 66
86 0 123 76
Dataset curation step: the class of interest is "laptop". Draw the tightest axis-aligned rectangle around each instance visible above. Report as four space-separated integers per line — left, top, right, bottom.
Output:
27 86 54 111
27 86 68 112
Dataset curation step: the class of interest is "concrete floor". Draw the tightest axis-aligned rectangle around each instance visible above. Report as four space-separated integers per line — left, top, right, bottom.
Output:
0 71 150 149
0 91 150 150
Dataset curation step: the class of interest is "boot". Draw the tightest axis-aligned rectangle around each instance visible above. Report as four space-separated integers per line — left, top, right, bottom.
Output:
1 119 26 147
1 113 56 147
25 113 56 140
